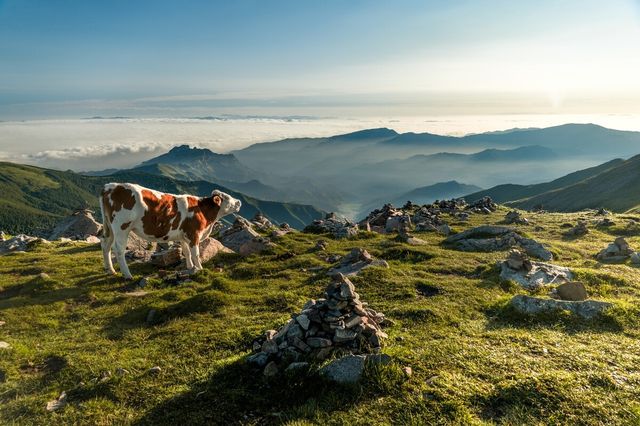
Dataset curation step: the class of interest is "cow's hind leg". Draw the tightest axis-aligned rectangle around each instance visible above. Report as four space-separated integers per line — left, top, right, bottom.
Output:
180 241 194 270
101 232 116 275
113 231 133 280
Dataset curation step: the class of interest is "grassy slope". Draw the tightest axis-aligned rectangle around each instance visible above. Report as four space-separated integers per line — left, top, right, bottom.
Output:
464 158 625 204
1 208 640 424
507 155 640 212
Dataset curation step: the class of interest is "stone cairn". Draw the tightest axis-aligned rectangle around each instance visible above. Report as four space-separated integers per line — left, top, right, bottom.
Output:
596 237 635 262
466 196 497 214
304 213 359 239
247 273 387 375
251 212 274 231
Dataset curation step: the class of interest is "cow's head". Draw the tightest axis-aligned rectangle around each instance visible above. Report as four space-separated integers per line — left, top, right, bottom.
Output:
211 189 242 219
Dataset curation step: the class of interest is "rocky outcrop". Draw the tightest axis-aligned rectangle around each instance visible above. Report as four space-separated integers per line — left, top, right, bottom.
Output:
553 281 588 301
219 217 275 255
49 209 102 241
247 274 388 376
500 249 571 289
509 295 612 319
444 225 552 260
0 234 47 255
596 237 634 262
305 213 359 239
327 248 389 277
504 210 529 225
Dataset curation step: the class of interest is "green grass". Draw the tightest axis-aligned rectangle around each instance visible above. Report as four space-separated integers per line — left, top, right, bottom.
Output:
2 208 640 425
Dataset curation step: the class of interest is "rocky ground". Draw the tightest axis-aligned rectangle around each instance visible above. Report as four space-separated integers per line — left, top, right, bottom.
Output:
1 206 640 424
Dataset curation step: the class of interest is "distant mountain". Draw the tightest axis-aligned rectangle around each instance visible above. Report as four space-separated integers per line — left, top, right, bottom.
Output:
0 162 324 235
359 180 482 217
465 158 625 204
137 145 257 183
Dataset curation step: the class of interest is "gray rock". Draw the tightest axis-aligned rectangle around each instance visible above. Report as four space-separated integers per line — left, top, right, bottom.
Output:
631 252 640 265
49 209 102 240
320 355 366 384
509 295 612 319
556 282 588 301
500 258 572 290
307 337 333 348
247 352 269 367
263 361 279 377
296 314 311 330
445 225 552 260
285 362 309 373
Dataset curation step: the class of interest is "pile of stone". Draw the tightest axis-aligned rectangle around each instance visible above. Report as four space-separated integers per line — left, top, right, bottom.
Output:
504 210 529 225
247 274 388 376
595 208 611 216
271 223 293 238
596 237 634 262
304 213 359 239
327 248 389 276
358 204 406 234
444 225 552 260
49 209 102 241
0 234 47 256
565 220 589 237
466 196 497 214
251 212 274 231
500 249 572 289
431 198 467 213
219 217 276 255
412 206 448 232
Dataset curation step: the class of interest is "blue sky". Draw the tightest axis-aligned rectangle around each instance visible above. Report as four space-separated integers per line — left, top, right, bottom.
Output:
1 0 639 118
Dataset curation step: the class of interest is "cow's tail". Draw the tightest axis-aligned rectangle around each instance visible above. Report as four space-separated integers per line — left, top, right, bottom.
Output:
99 190 112 240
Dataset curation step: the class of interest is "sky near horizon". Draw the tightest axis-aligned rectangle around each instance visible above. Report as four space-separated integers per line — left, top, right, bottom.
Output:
1 0 640 119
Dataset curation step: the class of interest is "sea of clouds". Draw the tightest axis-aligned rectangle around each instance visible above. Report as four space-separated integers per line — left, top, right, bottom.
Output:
1 114 639 172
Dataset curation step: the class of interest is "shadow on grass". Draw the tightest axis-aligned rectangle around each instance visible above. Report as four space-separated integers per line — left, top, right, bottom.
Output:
483 301 625 335
103 290 229 339
132 357 406 426
58 244 102 255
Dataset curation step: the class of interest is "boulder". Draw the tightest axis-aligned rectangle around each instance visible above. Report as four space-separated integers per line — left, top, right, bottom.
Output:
319 353 392 384
219 217 275 255
504 210 529 225
150 247 182 267
555 282 588 301
500 250 572 289
444 225 552 260
509 295 612 319
327 248 389 277
199 238 232 263
49 209 102 240
125 232 157 261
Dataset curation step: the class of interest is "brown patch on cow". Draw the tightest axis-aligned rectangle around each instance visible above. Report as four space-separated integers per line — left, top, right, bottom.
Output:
110 185 136 214
141 190 181 238
121 221 131 230
179 196 222 246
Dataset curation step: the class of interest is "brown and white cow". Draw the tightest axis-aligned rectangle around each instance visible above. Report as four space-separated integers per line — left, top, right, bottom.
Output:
99 183 241 279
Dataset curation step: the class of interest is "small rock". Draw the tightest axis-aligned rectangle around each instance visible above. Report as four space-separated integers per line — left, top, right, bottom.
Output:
402 366 413 377
556 282 588 301
296 314 311 330
0 341 10 349
319 355 366 384
306 337 332 348
263 361 279 377
46 391 67 412
146 309 157 324
148 366 162 375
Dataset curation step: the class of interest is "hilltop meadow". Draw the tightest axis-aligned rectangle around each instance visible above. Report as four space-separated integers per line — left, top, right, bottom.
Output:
1 207 640 425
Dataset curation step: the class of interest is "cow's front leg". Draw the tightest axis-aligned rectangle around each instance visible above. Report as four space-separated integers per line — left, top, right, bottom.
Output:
181 241 194 270
189 244 203 272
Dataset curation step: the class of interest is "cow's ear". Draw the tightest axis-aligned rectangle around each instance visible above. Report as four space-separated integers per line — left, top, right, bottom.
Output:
213 195 223 206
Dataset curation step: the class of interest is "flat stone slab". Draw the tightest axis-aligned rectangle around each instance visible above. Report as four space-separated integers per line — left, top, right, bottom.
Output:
509 295 612 319
500 261 572 289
